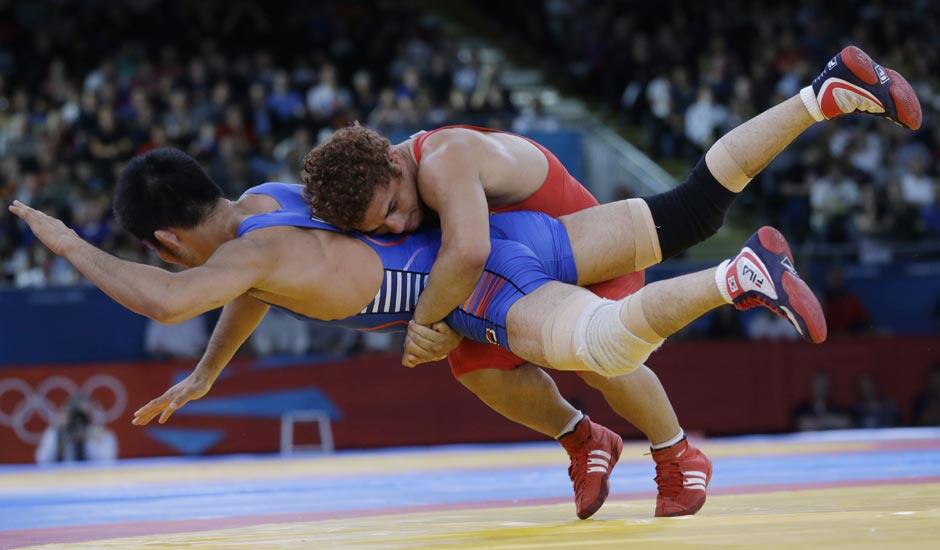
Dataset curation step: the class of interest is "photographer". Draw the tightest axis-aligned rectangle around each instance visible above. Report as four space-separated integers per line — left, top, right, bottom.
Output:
35 395 118 464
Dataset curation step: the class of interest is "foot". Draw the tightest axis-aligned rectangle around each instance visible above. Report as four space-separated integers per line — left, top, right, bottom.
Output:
559 416 623 519
801 45 922 130
652 437 712 517
717 226 827 343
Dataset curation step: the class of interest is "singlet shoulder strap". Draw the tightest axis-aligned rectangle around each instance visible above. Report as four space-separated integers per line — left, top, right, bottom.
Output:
237 182 345 237
411 125 503 164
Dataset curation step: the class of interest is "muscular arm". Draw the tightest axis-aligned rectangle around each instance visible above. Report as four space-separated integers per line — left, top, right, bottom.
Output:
62 237 269 323
411 142 491 326
193 294 270 382
9 200 271 324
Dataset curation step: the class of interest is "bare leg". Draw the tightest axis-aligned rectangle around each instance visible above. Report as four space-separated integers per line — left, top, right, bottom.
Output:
563 95 817 285
639 269 725 337
456 97 814 447
457 364 579 438
507 268 724 367
706 95 816 190
579 367 680 445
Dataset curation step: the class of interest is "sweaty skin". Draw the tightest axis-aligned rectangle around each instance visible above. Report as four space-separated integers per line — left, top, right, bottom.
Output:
8 189 674 425
357 128 553 364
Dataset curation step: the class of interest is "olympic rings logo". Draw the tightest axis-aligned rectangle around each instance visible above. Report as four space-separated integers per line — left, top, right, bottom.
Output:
0 375 127 445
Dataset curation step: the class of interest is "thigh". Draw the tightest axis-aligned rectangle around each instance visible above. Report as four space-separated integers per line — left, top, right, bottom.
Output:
559 200 641 286
504 281 594 367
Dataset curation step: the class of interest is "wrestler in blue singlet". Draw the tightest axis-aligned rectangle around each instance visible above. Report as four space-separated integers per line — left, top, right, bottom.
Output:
238 183 579 350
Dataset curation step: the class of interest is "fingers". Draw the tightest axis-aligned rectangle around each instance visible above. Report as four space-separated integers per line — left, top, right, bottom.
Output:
132 396 169 426
8 201 31 220
408 322 447 351
402 342 445 367
402 340 433 368
158 402 179 424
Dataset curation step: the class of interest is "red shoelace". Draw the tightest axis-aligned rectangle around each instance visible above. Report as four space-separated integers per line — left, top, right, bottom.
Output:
654 459 685 499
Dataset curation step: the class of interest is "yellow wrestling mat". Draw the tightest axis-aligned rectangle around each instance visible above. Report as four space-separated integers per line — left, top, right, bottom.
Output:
23 484 940 549
3 429 939 549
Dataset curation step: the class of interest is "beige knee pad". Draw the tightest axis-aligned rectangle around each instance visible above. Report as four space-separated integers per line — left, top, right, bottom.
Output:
626 198 663 271
705 139 752 192
541 289 664 378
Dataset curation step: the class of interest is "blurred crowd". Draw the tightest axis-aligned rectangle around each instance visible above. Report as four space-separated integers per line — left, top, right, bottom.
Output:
487 0 940 253
0 0 521 288
792 366 940 431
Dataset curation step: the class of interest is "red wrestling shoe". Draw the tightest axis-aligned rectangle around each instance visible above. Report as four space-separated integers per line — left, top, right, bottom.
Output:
559 416 623 519
801 45 922 130
652 437 712 517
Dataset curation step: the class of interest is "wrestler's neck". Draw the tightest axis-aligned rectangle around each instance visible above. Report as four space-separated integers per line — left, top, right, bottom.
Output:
391 142 418 184
195 198 259 253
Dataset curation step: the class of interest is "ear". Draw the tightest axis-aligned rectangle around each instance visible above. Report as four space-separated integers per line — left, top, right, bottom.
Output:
153 229 182 251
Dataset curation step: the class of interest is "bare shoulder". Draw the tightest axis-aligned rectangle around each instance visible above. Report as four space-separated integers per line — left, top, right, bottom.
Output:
215 226 319 269
417 130 481 188
420 128 482 168
421 127 480 153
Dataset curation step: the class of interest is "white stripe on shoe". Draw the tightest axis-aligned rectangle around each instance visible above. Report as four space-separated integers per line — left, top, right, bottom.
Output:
587 457 609 468
684 471 708 480
587 466 608 474
589 450 612 460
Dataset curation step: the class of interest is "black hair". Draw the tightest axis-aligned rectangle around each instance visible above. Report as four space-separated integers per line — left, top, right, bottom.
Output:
113 148 223 244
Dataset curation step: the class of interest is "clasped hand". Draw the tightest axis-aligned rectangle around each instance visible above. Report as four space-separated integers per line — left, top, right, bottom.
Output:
402 321 461 367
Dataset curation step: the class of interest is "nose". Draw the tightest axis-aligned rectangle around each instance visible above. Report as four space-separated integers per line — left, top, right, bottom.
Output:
385 214 407 234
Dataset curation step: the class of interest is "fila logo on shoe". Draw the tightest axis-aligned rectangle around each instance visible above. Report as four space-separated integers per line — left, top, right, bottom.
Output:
682 470 708 492
741 263 764 287
732 249 778 300
587 449 612 474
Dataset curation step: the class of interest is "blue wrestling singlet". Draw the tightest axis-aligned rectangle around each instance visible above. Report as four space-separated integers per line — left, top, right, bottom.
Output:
238 183 579 350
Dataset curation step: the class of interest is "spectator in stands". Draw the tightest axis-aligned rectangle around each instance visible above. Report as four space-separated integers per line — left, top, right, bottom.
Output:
35 394 118 464
512 98 560 134
0 0 522 297
487 0 940 253
684 87 727 153
793 372 853 431
144 316 210 359
851 374 899 428
746 310 799 342
810 164 860 244
823 265 872 336
250 309 310 356
913 365 940 426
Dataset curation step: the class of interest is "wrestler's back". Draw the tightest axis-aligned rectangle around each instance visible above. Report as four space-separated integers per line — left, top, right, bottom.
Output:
243 227 383 321
236 182 443 331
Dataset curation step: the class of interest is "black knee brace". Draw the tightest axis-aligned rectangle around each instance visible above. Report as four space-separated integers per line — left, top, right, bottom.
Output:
643 158 738 259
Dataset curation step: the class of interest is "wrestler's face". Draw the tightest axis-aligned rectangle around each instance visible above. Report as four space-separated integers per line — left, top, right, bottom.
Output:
358 176 421 234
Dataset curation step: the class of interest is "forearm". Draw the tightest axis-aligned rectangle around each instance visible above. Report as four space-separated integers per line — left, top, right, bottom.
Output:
63 237 180 319
194 294 270 381
412 251 485 325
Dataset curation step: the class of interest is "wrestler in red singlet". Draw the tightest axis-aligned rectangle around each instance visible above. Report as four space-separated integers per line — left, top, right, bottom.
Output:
412 125 645 377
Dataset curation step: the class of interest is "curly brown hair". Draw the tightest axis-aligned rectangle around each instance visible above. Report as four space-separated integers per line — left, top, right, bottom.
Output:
301 124 402 230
